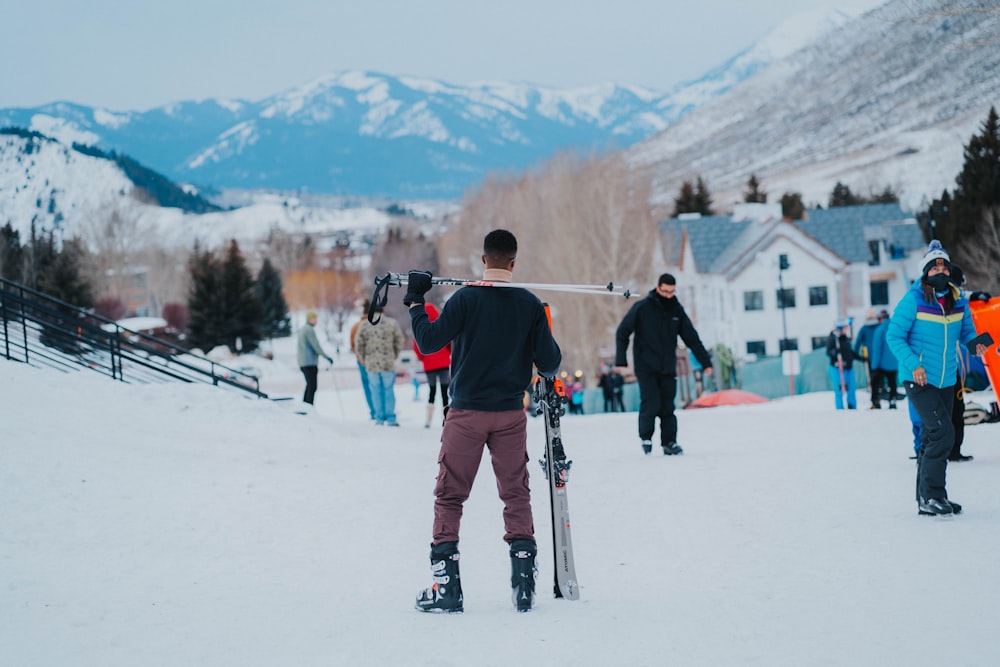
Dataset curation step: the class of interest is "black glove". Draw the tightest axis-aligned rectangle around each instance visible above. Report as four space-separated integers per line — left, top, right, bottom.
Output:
970 290 992 303
403 270 433 306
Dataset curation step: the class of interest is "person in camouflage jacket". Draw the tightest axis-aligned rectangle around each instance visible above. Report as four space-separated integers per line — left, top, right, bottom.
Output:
356 305 405 425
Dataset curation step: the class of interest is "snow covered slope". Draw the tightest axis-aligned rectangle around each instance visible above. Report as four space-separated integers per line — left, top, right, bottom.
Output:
629 0 1000 210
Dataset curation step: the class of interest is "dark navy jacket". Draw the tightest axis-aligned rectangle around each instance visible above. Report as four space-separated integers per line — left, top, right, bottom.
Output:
614 290 712 375
410 285 561 412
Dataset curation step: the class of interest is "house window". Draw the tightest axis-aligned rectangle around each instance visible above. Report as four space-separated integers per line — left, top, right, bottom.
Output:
868 240 881 266
779 338 798 352
809 286 828 306
777 288 796 309
812 336 828 350
870 281 889 306
744 290 764 311
746 340 766 356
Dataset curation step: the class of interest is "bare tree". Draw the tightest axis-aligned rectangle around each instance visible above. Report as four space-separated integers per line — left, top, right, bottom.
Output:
83 197 147 302
368 219 440 340
444 151 659 377
80 195 189 317
263 227 315 273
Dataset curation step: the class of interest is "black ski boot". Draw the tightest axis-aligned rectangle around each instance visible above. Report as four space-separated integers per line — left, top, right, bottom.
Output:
918 498 954 516
663 441 683 455
509 539 537 613
641 440 653 455
415 541 463 613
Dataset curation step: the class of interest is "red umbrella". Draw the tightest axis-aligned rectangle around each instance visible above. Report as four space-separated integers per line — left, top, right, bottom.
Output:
685 389 769 409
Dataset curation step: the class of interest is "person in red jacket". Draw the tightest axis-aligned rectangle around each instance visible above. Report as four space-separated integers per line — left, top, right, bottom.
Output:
415 302 451 428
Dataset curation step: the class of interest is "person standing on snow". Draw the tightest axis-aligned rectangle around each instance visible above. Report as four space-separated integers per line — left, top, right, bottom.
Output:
615 273 712 456
405 229 562 614
297 310 333 406
826 320 858 410
886 241 988 516
853 309 881 408
350 300 377 421
355 303 404 426
414 302 451 428
904 264 977 463
869 310 898 410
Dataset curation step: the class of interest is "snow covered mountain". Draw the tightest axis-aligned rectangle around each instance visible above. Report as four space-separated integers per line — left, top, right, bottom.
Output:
0 129 392 248
629 0 1000 211
0 10 859 200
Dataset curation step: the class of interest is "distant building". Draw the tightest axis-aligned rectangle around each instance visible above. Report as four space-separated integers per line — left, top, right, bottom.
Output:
105 265 152 317
659 203 926 361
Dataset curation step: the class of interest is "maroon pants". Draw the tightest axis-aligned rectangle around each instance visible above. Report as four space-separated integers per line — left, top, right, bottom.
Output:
432 408 533 545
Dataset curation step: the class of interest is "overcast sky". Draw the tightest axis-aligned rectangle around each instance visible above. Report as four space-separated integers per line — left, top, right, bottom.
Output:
4 0 884 111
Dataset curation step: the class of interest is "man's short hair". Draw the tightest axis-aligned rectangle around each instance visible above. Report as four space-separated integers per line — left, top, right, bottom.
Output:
484 229 518 264
658 273 676 286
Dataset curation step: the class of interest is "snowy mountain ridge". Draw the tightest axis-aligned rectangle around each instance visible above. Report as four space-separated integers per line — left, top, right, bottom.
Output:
0 130 394 249
0 8 858 200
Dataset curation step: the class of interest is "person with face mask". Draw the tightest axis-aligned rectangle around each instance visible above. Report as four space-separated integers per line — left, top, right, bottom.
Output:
886 241 989 516
615 273 712 456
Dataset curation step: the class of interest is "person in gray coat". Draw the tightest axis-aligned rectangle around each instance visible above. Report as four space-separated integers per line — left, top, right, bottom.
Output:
297 310 332 405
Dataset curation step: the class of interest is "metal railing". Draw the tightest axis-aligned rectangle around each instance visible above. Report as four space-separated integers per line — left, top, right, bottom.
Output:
0 277 267 398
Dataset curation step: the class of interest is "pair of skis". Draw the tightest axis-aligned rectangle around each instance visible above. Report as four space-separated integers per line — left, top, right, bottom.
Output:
534 376 580 600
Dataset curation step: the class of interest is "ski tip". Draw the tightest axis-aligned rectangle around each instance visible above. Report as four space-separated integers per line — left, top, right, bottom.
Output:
560 581 580 600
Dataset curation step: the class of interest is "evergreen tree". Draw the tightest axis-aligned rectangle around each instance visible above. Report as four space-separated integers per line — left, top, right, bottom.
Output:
26 233 94 353
672 180 698 217
218 239 263 354
694 176 715 215
869 185 899 204
930 106 1000 294
744 174 767 203
185 244 224 353
781 192 806 220
0 223 24 282
255 257 291 339
27 233 94 308
926 190 953 239
829 182 863 207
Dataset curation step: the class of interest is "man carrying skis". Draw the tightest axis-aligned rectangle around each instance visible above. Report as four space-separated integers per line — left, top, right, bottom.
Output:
405 229 562 613
615 273 712 455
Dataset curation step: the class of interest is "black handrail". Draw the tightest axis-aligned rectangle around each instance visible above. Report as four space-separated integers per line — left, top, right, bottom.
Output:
0 276 267 398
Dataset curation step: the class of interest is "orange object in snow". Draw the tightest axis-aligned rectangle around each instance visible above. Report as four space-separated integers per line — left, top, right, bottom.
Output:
685 389 769 409
969 295 1000 394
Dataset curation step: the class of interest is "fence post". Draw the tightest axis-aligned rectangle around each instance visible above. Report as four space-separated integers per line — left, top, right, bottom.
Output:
1 286 9 360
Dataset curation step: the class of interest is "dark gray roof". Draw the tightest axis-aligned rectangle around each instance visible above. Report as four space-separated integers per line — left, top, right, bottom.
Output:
660 203 924 271
796 203 921 264
660 215 750 272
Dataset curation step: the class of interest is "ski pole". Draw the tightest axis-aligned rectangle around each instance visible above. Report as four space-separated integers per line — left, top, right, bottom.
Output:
836 353 847 405
368 271 635 323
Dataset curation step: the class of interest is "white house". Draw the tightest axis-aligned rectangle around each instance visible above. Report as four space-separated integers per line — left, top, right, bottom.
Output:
659 203 928 361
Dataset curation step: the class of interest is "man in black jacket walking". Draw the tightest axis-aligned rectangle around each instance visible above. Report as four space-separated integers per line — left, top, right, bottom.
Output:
615 273 712 455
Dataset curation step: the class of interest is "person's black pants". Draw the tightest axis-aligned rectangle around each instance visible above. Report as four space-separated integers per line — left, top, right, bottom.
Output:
426 368 450 408
636 371 678 445
869 366 885 407
906 381 955 502
301 365 318 404
950 387 966 458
